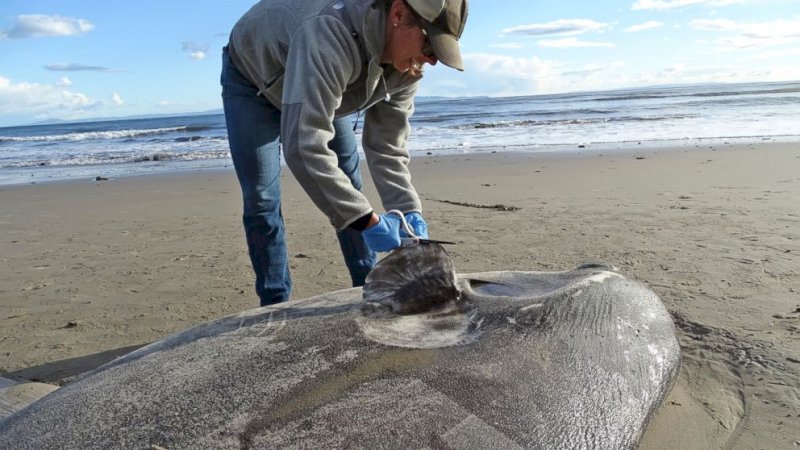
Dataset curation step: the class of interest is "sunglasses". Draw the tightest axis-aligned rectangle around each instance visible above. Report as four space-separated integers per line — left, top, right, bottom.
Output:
419 26 435 58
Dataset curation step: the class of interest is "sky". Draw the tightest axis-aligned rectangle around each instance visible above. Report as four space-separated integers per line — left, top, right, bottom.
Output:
0 0 798 126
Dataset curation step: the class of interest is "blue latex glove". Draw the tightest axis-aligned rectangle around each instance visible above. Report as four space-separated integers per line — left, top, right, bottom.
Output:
362 213 402 252
404 212 429 239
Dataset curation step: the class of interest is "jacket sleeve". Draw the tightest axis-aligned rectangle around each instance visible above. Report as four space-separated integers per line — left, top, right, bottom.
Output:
280 17 373 230
362 81 423 214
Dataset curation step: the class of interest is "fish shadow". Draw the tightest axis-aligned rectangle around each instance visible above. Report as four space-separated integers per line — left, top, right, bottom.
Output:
2 344 147 386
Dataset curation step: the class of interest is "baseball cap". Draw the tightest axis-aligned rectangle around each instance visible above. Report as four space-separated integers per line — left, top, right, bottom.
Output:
405 0 469 71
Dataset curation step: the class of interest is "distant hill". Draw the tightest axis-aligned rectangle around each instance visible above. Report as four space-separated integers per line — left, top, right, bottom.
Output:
24 98 475 126
415 95 487 103
28 109 225 127
23 99 473 126
21 95 492 127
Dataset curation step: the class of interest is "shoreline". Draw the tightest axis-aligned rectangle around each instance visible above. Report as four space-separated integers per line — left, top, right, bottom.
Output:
2 136 797 188
1 143 798 448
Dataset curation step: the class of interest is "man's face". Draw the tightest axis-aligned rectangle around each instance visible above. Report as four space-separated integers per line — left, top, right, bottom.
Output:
385 6 437 77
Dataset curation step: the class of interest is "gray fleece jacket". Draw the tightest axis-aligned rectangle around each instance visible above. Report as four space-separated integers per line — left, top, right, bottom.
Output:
228 0 423 230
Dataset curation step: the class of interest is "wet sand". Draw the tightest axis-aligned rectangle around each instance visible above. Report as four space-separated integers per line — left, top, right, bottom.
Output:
1 143 798 448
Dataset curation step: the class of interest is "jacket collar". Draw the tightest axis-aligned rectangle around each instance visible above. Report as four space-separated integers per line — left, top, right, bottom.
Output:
344 0 386 67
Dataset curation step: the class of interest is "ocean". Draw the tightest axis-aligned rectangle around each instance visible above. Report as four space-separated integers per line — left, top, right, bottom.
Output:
1 80 798 186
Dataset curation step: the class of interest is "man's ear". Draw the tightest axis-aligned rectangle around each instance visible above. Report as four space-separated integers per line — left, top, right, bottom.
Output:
389 0 411 25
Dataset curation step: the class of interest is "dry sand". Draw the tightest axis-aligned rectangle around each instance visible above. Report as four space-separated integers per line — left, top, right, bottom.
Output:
1 143 798 448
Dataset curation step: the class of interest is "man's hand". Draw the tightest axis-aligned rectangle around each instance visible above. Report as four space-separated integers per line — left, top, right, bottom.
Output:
404 212 429 239
362 213 402 252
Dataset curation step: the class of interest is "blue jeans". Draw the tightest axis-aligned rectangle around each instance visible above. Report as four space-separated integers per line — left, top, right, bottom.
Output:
220 48 376 306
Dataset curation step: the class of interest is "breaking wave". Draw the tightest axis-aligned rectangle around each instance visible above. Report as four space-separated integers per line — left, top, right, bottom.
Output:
0 126 196 143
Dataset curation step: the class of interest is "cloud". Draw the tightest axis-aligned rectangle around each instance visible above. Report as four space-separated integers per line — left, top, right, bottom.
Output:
650 64 796 83
502 19 609 37
491 42 524 49
420 44 800 98
464 54 551 78
44 63 117 72
624 21 664 32
111 92 123 106
0 75 96 117
560 62 627 77
182 41 209 61
632 0 746 10
538 38 616 49
750 46 800 60
452 53 565 95
56 76 72 87
691 18 800 48
1 14 93 39
446 54 638 95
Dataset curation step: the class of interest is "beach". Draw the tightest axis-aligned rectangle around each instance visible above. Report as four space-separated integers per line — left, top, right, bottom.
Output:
1 143 798 448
